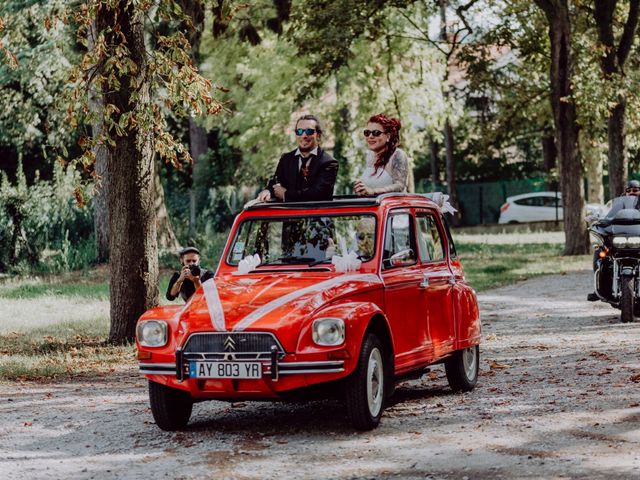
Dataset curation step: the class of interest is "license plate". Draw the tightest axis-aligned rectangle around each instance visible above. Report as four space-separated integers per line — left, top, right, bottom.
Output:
189 361 262 379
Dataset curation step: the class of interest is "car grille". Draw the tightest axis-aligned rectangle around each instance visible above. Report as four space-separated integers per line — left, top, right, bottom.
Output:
182 332 285 361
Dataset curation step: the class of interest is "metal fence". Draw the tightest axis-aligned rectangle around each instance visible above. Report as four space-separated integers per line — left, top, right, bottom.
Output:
415 178 553 226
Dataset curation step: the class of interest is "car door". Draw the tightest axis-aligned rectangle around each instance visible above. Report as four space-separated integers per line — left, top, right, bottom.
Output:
514 196 541 222
415 210 456 358
380 211 428 373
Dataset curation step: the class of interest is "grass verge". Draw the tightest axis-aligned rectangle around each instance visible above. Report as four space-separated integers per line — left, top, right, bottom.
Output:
458 242 591 291
0 318 135 381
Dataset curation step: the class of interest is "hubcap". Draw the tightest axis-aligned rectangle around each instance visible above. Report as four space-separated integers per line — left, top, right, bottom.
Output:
367 348 384 417
462 346 478 380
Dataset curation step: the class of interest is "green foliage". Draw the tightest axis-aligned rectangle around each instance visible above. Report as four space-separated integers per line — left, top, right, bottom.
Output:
199 0 453 192
59 1 224 173
0 161 95 273
0 0 79 176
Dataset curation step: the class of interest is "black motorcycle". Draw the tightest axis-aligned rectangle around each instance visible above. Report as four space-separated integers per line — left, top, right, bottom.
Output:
589 197 640 323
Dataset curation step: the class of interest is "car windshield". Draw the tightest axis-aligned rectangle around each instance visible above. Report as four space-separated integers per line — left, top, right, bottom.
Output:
227 214 377 266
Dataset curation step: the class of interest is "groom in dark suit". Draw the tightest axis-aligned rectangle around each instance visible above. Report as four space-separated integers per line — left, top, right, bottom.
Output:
256 115 338 202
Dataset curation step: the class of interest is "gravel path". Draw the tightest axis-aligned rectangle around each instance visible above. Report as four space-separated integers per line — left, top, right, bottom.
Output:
1 270 639 479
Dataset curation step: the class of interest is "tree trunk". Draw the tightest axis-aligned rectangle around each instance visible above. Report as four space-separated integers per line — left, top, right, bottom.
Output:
439 0 458 216
536 0 587 255
180 0 207 240
188 118 207 239
96 1 159 344
155 160 180 253
444 118 457 211
608 97 627 197
542 129 556 173
580 132 604 204
593 0 640 197
429 136 439 190
88 22 110 263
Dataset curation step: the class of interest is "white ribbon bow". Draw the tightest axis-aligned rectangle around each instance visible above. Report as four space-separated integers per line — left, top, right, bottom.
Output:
331 237 362 272
426 192 457 215
237 254 261 274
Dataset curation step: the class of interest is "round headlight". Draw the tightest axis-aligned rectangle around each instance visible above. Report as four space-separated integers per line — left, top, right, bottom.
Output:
312 318 345 346
137 320 168 347
613 236 629 248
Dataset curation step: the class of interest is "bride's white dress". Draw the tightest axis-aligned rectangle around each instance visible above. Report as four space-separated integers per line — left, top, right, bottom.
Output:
360 163 395 189
358 149 408 193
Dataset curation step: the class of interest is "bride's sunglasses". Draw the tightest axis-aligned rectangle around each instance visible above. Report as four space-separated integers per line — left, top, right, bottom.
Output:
363 129 384 137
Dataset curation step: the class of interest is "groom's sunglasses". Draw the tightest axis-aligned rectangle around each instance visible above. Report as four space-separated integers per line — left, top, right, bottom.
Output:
363 129 384 137
295 128 317 136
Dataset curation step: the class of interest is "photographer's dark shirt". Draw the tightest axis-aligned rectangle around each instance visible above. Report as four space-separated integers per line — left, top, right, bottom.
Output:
166 269 215 302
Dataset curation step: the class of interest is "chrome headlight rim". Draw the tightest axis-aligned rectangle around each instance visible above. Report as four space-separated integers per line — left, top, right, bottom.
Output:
312 317 345 346
136 320 168 347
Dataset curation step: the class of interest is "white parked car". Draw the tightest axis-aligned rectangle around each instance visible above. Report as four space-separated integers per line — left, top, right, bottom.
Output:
498 191 606 224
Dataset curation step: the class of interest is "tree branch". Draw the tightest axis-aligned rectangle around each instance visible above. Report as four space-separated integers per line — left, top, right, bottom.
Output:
455 0 481 35
398 9 447 55
617 0 640 68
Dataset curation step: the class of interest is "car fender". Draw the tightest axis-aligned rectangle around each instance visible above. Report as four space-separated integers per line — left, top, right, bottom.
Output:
295 301 391 374
136 304 186 363
452 282 481 349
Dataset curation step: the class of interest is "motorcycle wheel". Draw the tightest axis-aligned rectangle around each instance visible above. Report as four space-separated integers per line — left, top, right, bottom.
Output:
620 275 634 323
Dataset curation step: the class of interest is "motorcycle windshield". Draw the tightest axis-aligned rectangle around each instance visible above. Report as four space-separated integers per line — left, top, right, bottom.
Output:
610 222 640 235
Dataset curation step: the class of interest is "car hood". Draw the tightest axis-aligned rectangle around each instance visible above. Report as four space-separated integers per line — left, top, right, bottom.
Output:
177 271 381 339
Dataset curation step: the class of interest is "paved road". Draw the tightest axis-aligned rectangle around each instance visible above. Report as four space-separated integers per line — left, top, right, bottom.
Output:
1 270 639 479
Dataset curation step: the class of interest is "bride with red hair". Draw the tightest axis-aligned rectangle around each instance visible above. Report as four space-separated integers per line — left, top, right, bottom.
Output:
353 113 409 196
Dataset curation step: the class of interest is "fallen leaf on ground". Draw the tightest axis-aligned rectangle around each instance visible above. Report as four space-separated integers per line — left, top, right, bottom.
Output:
489 360 512 370
590 351 611 361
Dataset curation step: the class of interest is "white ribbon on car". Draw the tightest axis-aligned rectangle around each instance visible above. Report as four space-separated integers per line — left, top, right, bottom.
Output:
237 253 261 274
331 237 362 273
202 278 226 331
233 273 380 331
424 192 457 215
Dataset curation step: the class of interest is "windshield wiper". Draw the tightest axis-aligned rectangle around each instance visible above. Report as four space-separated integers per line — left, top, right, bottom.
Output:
309 258 332 267
277 256 316 264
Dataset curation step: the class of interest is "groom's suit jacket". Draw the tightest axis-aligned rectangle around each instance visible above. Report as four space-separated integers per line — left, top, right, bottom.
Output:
266 148 338 202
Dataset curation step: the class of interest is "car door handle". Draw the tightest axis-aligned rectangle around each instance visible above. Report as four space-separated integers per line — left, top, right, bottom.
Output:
420 274 456 287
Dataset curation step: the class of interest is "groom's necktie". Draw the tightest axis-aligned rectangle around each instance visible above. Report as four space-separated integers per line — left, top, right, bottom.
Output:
298 156 311 189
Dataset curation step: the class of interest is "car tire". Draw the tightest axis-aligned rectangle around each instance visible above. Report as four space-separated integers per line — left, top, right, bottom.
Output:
148 380 193 431
620 275 634 323
444 345 479 393
345 333 386 430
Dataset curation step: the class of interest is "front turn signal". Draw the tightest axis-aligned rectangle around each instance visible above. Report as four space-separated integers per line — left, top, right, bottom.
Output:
137 351 152 360
599 248 609 258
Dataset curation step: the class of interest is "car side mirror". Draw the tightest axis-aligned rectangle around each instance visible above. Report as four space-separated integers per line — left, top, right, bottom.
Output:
389 249 415 267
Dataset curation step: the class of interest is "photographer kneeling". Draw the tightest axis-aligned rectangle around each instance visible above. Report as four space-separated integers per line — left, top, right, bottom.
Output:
166 246 214 302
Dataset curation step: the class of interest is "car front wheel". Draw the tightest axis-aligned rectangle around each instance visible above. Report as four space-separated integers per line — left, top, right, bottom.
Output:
445 345 479 393
345 333 386 430
148 380 193 431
